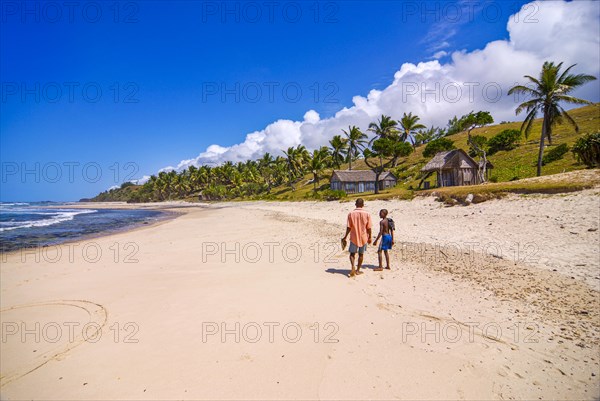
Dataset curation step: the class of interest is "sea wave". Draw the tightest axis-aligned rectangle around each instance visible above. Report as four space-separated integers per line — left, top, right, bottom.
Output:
0 209 97 232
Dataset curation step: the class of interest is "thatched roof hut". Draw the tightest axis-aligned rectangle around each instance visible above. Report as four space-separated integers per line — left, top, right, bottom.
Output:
421 149 493 187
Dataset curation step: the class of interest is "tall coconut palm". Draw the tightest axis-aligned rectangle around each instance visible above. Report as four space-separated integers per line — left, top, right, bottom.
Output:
368 115 399 143
148 175 163 201
273 156 288 186
508 61 596 176
198 165 212 188
399 112 426 145
342 126 368 170
328 135 348 169
256 153 274 190
173 173 189 197
283 145 308 189
308 148 330 191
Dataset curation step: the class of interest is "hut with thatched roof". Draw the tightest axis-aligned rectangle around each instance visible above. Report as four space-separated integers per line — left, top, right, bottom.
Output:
330 170 397 194
420 149 493 188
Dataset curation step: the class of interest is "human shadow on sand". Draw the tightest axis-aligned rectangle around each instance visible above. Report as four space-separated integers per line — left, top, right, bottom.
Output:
359 264 380 270
325 268 351 276
325 264 381 276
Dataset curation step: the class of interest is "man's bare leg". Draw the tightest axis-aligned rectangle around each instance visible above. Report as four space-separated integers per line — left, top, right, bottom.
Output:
384 250 391 270
356 253 364 275
349 253 356 277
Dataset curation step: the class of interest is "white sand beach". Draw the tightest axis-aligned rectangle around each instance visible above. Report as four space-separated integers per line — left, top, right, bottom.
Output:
1 186 599 400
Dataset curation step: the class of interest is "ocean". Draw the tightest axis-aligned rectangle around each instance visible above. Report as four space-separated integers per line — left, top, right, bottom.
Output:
0 202 168 252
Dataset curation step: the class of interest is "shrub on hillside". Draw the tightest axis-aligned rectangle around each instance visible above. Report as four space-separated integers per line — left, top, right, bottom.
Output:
487 129 521 155
423 138 455 157
572 132 600 167
542 143 569 165
321 189 347 201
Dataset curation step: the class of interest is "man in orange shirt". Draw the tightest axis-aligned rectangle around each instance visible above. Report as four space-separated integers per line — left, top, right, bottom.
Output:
342 198 372 277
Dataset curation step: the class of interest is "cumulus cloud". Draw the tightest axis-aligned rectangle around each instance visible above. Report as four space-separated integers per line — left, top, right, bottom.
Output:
149 0 599 176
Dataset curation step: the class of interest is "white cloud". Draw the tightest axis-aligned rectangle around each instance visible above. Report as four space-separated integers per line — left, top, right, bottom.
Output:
432 51 448 60
149 0 599 176
131 175 151 185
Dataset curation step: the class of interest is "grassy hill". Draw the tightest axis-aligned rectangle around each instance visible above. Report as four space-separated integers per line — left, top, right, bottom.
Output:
266 103 599 201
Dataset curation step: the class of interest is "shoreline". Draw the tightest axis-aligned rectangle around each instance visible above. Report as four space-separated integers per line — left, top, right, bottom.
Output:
48 200 210 210
0 205 192 258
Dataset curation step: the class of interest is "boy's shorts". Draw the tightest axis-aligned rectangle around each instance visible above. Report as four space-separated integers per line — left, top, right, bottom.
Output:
378 234 393 251
349 242 367 254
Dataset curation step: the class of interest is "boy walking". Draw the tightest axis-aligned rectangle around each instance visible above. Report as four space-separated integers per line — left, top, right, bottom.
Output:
373 209 394 271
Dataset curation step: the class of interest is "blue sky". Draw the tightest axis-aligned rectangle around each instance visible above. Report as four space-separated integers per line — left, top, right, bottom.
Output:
3 0 597 201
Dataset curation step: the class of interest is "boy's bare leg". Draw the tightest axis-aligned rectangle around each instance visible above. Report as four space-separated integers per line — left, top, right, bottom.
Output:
356 253 364 275
384 250 390 269
349 253 356 277
374 250 383 271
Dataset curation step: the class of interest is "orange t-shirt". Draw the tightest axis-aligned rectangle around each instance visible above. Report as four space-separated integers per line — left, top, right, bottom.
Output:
347 208 372 247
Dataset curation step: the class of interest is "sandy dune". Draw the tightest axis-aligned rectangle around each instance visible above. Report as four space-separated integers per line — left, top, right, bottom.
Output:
1 188 599 399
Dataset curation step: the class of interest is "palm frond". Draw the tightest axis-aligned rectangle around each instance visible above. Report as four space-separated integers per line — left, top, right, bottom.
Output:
554 95 594 105
521 109 537 139
558 106 579 132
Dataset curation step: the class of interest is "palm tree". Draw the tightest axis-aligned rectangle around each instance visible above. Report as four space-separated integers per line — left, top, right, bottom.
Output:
368 115 398 143
197 165 212 188
259 152 274 169
160 170 177 199
368 115 404 166
273 156 288 186
308 148 330 191
257 153 275 191
328 135 348 169
414 126 443 146
342 126 368 170
508 61 596 176
283 145 309 189
399 112 426 145
148 175 163 200
174 173 189 197
223 162 236 185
